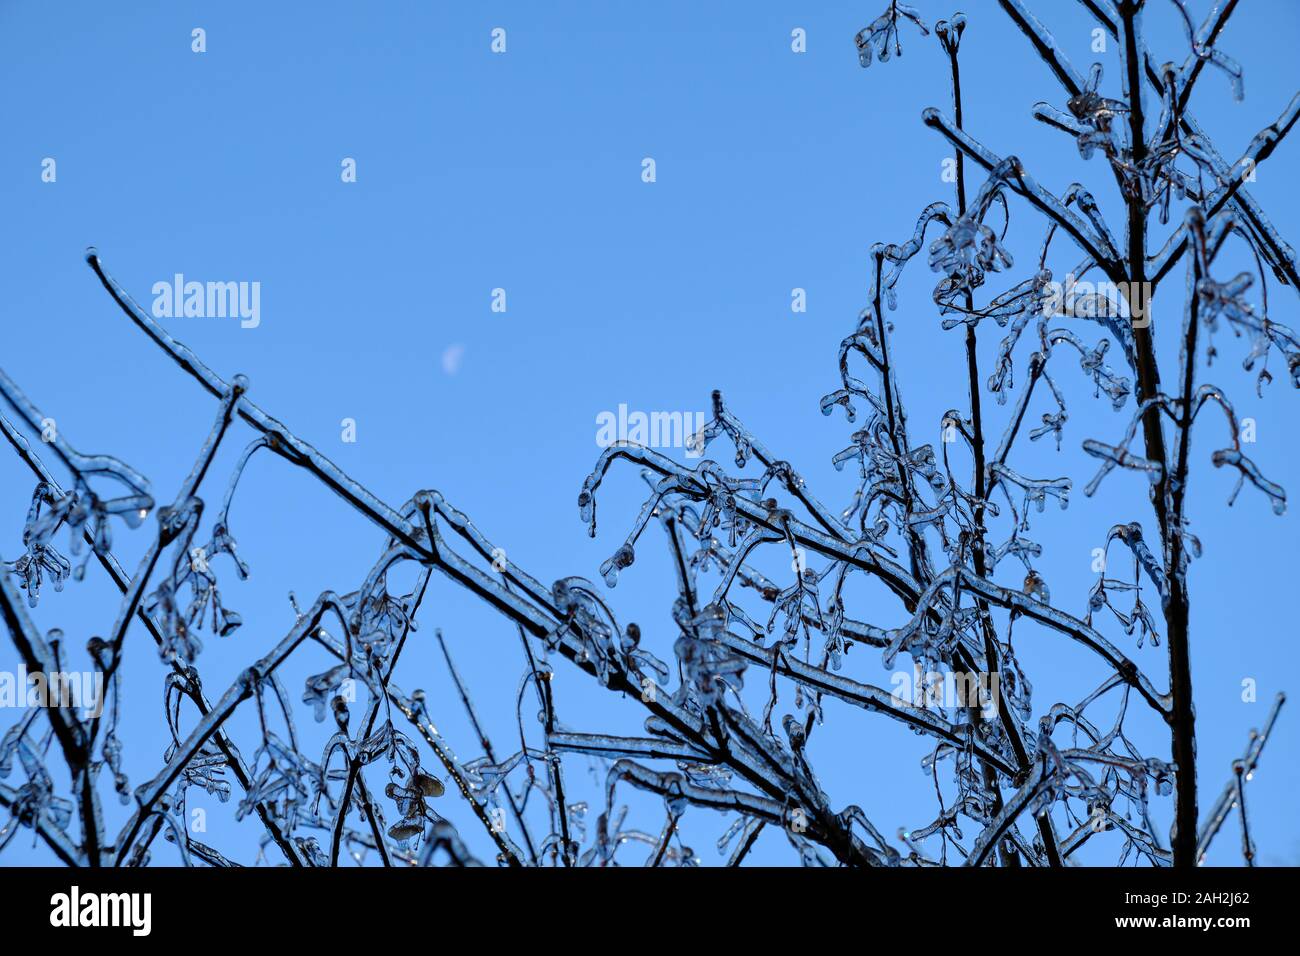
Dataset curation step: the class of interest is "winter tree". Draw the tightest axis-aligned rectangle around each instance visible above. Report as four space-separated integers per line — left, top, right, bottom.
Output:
1 0 1295 868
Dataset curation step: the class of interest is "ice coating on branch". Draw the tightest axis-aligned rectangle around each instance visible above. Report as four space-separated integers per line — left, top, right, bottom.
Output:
1168 0 1244 102
855 2 929 68
1212 449 1286 514
4 484 73 607
675 603 747 709
599 543 635 588
1066 64 1128 162
927 171 1018 304
1083 440 1164 496
930 215 1013 298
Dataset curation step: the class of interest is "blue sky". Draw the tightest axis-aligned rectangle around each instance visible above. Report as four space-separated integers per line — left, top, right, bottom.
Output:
2 0 1298 866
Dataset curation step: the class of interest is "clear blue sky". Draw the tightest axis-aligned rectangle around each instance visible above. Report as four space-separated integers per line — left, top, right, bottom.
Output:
2 1 1297 866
